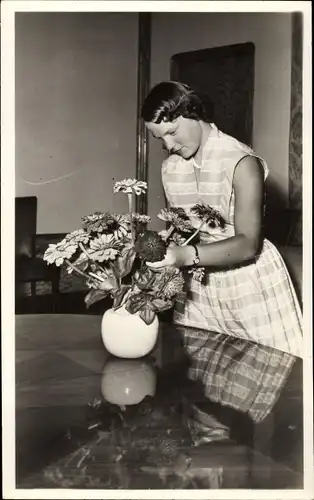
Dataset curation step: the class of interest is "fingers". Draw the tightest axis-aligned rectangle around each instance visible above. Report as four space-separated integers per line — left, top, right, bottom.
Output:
146 260 167 269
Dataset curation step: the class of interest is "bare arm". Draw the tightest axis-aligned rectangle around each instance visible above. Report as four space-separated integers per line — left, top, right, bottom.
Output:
148 156 265 269
195 155 264 267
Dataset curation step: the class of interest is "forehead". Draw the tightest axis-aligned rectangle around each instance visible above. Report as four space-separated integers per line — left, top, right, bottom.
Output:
145 120 176 139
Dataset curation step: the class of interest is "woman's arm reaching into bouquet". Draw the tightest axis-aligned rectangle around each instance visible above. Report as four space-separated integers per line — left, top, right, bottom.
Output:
147 156 265 270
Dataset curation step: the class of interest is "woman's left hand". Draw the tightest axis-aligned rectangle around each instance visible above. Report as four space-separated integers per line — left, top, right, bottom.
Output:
146 242 187 269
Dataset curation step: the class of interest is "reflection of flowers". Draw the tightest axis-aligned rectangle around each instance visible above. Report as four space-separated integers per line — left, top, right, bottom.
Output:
40 384 226 490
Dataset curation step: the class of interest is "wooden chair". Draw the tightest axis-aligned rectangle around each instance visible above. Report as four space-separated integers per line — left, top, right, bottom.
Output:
15 196 62 313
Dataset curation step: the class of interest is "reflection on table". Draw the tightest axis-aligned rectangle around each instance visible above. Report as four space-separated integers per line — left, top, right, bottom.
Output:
16 314 303 489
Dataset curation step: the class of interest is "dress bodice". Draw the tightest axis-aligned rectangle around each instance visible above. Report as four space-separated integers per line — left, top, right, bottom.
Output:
161 124 268 243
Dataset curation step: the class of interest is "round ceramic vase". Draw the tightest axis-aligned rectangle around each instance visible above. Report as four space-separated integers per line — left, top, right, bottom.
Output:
101 307 159 358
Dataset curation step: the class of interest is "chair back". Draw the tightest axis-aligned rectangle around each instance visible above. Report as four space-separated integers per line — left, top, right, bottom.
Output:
15 196 37 257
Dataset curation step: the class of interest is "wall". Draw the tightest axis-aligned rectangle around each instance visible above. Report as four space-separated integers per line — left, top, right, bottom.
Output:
15 13 138 233
148 13 292 230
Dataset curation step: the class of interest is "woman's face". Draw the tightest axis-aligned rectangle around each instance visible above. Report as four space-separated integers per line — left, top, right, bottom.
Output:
145 116 203 159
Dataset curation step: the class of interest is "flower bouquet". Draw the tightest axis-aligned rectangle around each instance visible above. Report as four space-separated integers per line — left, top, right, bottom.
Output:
44 179 226 326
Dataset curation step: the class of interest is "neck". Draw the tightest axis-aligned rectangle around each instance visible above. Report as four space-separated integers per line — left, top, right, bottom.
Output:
193 122 212 165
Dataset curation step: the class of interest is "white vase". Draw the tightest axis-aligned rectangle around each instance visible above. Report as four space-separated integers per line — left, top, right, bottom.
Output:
101 357 157 406
101 306 159 358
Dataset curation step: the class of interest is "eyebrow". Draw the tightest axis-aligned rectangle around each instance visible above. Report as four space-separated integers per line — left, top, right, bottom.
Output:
151 125 176 140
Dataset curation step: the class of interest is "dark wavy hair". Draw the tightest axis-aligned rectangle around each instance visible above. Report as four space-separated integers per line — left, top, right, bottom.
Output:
141 81 212 124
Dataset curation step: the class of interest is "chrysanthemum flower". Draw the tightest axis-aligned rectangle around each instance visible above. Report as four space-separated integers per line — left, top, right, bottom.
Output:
44 239 77 266
131 213 151 224
135 230 167 262
162 275 185 299
170 233 188 246
65 229 90 245
81 211 104 223
81 212 110 233
191 204 226 229
106 213 130 239
88 234 122 262
158 207 194 233
188 267 206 283
113 178 147 195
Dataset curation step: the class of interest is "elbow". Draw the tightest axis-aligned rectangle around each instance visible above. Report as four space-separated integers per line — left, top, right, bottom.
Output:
243 235 262 261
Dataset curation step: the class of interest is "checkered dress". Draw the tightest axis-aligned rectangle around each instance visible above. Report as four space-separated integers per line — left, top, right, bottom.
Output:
162 124 303 358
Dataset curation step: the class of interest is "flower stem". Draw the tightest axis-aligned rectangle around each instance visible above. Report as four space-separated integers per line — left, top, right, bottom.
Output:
163 224 175 242
89 272 105 282
127 193 135 244
181 220 206 247
78 242 106 274
65 259 92 280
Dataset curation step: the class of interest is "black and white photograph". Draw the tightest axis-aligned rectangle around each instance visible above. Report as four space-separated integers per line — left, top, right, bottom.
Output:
1 1 312 498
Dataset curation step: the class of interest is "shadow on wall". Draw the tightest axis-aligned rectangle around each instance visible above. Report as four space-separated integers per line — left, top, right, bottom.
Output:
265 180 288 211
264 179 302 248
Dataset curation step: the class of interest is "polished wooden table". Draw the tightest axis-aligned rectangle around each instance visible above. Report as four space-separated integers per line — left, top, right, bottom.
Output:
15 314 303 490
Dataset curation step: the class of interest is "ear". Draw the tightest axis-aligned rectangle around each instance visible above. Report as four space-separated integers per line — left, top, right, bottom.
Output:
162 116 178 124
168 117 178 125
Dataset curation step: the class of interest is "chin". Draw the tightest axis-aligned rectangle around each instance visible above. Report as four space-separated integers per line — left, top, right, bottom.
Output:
181 149 194 160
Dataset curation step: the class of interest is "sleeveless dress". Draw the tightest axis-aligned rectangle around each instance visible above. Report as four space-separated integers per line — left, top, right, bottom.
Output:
161 124 303 358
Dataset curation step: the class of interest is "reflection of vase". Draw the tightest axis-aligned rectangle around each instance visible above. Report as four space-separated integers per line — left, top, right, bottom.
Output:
101 357 157 406
101 307 159 358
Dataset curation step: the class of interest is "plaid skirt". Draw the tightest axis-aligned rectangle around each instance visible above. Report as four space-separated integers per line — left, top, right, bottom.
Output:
174 239 303 358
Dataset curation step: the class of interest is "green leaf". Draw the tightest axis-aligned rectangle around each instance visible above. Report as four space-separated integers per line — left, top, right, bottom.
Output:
72 253 89 272
114 244 136 278
151 298 174 312
125 295 145 314
112 286 131 309
132 267 156 291
84 289 107 309
97 272 119 292
139 309 156 325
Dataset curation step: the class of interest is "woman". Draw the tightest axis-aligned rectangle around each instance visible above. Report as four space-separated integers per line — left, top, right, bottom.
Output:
141 81 302 358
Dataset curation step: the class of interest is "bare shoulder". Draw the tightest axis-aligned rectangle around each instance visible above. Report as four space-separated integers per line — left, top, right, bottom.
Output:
233 155 264 189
